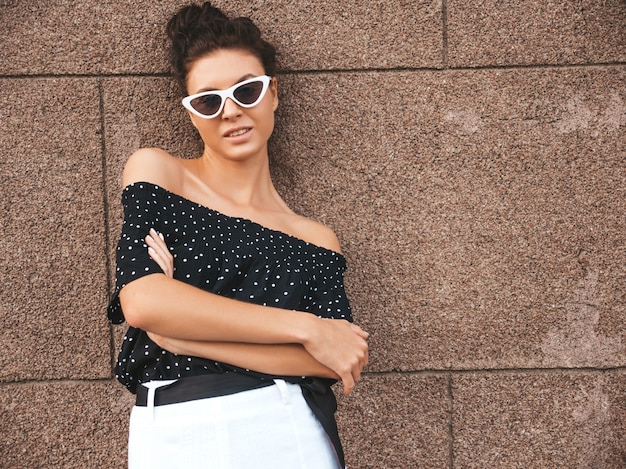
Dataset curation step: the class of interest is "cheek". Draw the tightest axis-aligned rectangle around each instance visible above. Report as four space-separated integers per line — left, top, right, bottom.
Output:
261 99 277 123
258 107 275 133
194 122 221 143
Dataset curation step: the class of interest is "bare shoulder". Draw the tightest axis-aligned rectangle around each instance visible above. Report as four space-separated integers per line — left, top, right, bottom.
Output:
122 148 184 189
292 215 342 253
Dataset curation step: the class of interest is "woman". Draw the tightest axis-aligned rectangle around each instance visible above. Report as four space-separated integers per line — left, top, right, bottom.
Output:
107 2 368 468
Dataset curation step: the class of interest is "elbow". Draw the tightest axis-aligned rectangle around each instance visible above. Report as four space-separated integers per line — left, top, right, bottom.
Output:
119 284 146 329
119 276 160 329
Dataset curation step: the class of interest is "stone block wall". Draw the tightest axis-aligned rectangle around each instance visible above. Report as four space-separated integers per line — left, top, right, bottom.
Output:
1 1 625 467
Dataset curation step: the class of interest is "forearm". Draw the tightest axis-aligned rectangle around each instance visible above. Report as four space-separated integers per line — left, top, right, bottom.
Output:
152 335 339 379
120 273 316 344
121 274 368 394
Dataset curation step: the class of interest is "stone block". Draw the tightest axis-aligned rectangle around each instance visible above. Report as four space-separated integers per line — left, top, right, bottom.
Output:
229 0 443 70
0 380 134 468
0 0 174 75
0 0 442 76
448 0 626 67
0 78 111 381
452 371 626 468
337 374 450 468
270 67 626 371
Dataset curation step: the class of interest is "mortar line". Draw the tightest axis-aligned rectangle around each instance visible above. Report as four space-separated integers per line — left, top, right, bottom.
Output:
0 377 119 388
282 61 626 75
361 365 626 378
2 365 623 388
0 72 173 79
97 79 116 378
1 61 625 81
447 373 455 469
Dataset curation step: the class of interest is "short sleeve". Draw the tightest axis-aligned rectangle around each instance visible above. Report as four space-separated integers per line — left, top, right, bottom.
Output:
107 183 165 324
311 254 353 322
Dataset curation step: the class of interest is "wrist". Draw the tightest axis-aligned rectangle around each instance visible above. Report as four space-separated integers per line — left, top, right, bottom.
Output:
289 310 319 346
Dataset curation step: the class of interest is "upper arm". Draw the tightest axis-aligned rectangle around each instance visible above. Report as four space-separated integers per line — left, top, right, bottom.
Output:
122 148 181 189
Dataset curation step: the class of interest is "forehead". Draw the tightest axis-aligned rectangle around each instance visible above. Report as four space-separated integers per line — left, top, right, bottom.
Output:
186 49 265 94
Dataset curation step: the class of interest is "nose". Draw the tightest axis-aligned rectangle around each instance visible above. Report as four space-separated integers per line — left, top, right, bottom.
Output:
221 97 242 119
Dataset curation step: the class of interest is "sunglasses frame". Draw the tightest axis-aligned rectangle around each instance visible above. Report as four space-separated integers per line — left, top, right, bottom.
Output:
182 75 272 119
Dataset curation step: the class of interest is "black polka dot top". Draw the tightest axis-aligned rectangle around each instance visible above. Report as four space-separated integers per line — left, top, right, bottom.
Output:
107 182 352 393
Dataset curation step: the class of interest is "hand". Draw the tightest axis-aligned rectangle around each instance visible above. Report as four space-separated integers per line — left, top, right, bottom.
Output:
302 318 369 395
145 228 174 278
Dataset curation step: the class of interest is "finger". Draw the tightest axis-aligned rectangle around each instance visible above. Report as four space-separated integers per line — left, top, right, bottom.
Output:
145 239 166 262
149 228 166 247
148 229 172 259
146 238 171 266
145 234 164 256
147 246 173 277
342 373 355 395
146 231 174 275
147 246 164 264
351 324 369 339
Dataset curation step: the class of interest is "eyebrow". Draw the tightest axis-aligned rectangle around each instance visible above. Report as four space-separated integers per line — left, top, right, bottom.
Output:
195 74 258 93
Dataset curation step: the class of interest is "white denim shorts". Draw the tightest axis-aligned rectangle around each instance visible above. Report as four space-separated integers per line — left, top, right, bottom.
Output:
128 379 342 469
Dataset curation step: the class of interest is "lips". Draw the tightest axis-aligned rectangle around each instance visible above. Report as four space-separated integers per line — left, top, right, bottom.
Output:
224 127 251 138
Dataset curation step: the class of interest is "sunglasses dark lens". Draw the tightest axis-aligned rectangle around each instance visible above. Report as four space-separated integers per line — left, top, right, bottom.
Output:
233 81 264 105
191 94 222 116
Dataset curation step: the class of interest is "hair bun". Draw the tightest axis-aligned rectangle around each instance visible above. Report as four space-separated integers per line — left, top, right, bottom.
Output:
167 2 277 89
167 3 225 45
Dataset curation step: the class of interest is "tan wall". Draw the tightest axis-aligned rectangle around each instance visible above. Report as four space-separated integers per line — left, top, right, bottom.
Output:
1 1 625 467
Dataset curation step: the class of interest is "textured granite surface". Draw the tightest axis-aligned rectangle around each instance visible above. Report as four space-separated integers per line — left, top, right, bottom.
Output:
230 0 444 70
452 370 626 468
270 68 626 372
0 381 133 468
0 78 111 382
448 0 626 67
337 374 451 468
0 0 442 75
0 0 176 75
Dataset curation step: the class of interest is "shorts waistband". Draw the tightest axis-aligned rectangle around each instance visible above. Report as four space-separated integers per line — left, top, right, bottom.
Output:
135 373 274 407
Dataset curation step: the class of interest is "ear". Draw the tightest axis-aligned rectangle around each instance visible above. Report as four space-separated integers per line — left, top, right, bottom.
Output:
270 76 279 111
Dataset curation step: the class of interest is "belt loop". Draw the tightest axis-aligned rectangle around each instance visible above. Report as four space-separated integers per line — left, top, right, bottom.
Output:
273 379 290 405
147 386 157 422
141 380 177 422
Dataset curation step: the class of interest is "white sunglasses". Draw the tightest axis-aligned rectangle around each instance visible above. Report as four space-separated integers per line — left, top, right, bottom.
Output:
182 75 272 119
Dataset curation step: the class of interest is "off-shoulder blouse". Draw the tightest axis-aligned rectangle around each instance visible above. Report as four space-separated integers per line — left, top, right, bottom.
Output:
107 182 352 392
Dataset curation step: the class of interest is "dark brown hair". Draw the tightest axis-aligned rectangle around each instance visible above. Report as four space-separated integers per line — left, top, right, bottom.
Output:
166 2 277 90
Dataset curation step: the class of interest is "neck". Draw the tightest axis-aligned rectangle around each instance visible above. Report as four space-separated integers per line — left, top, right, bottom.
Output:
195 149 278 209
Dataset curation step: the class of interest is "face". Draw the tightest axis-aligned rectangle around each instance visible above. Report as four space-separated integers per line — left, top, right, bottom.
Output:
185 49 278 162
